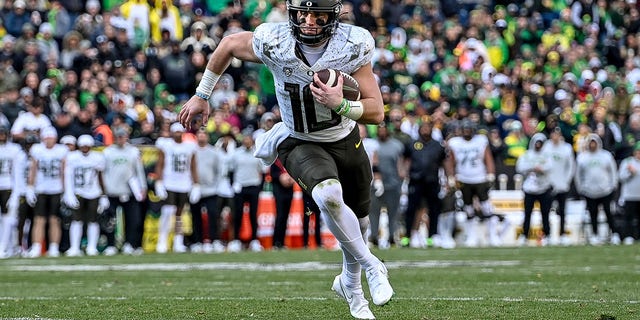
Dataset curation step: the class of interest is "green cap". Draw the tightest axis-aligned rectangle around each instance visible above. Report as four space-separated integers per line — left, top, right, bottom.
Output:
420 81 433 92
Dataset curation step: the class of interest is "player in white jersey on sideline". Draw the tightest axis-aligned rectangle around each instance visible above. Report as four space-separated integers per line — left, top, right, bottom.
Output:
191 128 223 253
63 135 110 256
0 125 27 258
178 0 393 318
154 122 200 253
445 119 501 247
24 127 68 258
102 126 147 255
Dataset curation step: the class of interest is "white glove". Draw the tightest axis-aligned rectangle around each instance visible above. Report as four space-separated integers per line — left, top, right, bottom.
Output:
486 173 496 183
232 182 242 194
26 186 37 207
63 191 80 210
97 195 110 214
128 177 145 202
155 180 168 200
373 179 384 197
7 193 19 214
119 194 130 203
447 176 457 188
189 184 201 204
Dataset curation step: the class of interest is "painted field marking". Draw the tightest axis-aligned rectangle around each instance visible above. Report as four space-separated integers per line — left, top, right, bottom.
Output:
5 260 521 272
0 296 637 304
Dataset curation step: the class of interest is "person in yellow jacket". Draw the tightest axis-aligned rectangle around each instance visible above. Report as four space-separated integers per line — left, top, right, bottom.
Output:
119 0 151 42
149 0 183 44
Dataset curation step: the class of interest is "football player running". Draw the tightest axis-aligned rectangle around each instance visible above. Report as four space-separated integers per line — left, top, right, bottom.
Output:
179 0 392 318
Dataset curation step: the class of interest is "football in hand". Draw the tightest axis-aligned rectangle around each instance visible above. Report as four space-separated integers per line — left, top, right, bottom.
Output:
315 69 361 101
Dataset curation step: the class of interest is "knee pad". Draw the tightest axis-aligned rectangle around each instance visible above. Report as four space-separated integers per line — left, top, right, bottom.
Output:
311 179 344 217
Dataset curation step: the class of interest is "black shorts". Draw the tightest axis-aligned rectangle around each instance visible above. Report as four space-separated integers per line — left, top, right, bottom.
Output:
277 126 372 218
166 191 188 215
459 182 491 205
72 197 99 223
19 197 35 221
0 190 10 214
34 193 62 217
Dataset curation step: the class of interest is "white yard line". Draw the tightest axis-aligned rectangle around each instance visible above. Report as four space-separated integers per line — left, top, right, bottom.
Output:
0 296 637 304
6 260 520 272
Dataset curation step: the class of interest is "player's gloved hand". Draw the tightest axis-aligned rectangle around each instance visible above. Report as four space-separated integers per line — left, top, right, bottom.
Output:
447 176 457 188
373 179 384 197
26 186 37 207
155 180 168 200
97 195 110 214
119 194 130 203
63 191 80 210
232 182 242 194
189 184 201 204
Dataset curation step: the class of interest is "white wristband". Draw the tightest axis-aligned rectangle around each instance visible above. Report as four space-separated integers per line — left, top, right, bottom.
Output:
195 69 221 99
337 99 363 121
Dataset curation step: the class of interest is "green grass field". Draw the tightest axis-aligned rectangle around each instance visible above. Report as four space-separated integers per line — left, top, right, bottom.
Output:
0 245 638 320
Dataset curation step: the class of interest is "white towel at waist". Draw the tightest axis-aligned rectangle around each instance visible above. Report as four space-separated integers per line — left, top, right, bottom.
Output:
253 122 291 166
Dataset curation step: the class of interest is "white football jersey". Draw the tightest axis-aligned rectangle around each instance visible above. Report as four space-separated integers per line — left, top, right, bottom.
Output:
65 150 106 199
252 22 375 142
30 143 68 194
448 135 489 184
102 144 146 196
0 142 24 191
158 140 197 193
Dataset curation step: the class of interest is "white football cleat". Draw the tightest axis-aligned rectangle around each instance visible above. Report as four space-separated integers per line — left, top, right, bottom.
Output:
332 275 375 320
517 234 527 247
24 243 42 258
85 247 99 256
378 239 390 250
173 243 188 253
365 262 394 306
65 248 83 257
47 248 60 258
121 243 135 255
623 237 635 245
211 240 226 253
249 239 263 252
227 240 242 253
610 233 621 245
103 246 118 256
190 243 203 253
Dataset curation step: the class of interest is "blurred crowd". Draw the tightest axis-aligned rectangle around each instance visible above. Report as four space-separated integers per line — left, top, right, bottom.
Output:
1 0 640 255
1 0 640 174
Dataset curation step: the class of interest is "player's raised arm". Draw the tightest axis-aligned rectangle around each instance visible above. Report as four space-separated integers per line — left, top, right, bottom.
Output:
179 31 262 129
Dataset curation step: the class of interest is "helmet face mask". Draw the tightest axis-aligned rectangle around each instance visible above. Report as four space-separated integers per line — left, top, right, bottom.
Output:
461 119 476 140
287 0 342 46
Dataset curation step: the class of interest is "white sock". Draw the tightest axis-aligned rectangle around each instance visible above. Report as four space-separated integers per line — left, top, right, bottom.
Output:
158 205 176 247
0 214 17 254
86 222 100 252
466 218 478 243
69 221 83 252
312 179 378 270
48 242 59 253
438 212 452 239
339 216 371 288
173 234 184 248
